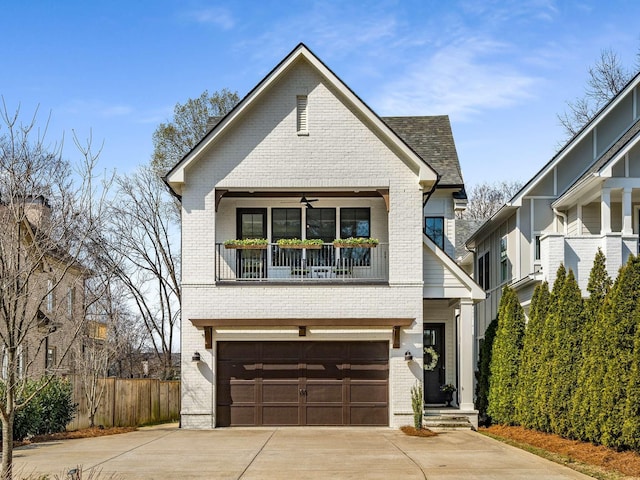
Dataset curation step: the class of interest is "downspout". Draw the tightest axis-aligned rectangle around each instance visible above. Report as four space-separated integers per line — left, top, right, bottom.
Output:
553 208 568 235
422 177 440 208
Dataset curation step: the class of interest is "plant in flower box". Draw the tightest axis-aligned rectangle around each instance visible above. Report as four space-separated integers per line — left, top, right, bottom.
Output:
276 238 324 249
332 237 379 248
223 238 269 249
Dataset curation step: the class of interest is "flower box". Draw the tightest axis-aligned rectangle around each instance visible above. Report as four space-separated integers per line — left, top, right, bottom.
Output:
333 237 379 248
277 239 323 249
224 244 268 250
224 239 268 249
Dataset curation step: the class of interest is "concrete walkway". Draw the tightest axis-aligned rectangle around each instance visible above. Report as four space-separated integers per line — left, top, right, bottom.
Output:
12 424 593 479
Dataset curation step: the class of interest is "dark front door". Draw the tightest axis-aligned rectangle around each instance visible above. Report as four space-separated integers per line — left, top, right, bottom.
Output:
423 324 446 404
216 341 389 426
236 208 267 279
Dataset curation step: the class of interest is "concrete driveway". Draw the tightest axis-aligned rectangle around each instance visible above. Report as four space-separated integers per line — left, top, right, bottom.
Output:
12 423 593 479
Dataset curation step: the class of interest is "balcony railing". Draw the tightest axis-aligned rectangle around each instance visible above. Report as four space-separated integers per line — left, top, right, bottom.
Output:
215 243 388 283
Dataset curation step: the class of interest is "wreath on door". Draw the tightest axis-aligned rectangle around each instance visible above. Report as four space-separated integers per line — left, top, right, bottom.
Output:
423 346 439 371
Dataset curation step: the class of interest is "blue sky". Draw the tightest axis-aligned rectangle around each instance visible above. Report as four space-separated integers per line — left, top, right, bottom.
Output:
1 0 639 188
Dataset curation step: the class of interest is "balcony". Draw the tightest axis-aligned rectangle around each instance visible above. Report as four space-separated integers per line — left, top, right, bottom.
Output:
215 243 389 283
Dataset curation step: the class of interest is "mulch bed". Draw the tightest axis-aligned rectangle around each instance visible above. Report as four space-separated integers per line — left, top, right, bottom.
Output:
4 426 138 450
400 425 438 437
482 425 640 478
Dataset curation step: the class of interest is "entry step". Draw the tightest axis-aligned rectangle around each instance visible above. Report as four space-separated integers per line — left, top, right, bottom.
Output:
422 414 474 430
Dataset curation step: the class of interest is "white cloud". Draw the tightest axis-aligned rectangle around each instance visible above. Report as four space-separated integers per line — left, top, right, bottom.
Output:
60 100 133 118
100 105 133 117
182 7 234 30
373 37 541 120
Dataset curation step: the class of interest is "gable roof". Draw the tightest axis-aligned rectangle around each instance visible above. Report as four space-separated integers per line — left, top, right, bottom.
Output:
164 43 439 196
511 70 640 207
382 116 463 186
423 234 485 300
466 69 640 247
553 117 640 208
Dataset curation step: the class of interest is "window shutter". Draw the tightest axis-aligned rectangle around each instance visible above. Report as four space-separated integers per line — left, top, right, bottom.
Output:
297 95 308 133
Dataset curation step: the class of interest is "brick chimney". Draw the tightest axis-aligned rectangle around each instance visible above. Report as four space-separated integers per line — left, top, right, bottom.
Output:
24 195 51 230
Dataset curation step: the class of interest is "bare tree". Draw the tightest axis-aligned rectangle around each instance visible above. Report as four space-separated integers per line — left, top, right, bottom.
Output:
100 166 180 380
0 102 109 478
558 48 637 139
464 180 523 220
72 274 124 427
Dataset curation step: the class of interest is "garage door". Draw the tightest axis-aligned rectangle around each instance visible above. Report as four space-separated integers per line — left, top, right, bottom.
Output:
216 341 388 426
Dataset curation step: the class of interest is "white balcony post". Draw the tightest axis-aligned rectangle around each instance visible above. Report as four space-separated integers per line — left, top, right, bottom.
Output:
623 187 633 235
601 188 612 234
457 299 475 411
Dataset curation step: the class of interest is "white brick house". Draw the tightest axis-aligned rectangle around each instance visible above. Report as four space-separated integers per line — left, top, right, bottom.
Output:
165 44 484 429
467 69 640 341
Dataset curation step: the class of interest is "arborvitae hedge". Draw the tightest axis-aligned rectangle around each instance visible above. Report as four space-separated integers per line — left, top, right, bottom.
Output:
515 282 550 429
622 310 640 450
483 253 640 452
548 269 583 437
487 286 525 425
533 264 566 432
570 249 611 441
599 255 640 449
475 317 498 425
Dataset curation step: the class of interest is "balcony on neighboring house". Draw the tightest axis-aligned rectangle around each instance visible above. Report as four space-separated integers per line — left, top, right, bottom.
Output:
215 242 389 283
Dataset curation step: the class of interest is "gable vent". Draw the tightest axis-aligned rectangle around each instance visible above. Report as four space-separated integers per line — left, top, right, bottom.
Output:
297 95 308 134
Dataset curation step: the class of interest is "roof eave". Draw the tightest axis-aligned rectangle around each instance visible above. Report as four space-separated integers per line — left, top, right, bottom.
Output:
465 204 518 249
165 43 438 192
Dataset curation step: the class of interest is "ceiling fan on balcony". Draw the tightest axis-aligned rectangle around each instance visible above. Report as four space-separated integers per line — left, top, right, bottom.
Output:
300 194 318 209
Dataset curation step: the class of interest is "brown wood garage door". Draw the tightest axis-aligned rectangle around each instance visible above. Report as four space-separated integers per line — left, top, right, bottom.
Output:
216 341 388 427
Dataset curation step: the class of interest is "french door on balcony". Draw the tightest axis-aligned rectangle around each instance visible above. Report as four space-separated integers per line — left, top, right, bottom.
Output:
236 209 267 279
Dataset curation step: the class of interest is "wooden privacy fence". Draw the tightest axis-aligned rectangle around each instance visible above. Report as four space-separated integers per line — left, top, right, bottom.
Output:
66 376 180 430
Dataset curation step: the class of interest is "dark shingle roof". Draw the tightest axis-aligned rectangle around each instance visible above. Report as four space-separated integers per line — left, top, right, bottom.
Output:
455 219 484 260
382 116 464 186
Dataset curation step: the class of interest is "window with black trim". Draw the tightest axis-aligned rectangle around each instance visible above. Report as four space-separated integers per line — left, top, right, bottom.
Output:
306 208 336 266
306 208 336 243
340 208 370 238
340 208 371 266
272 208 301 241
46 279 54 312
272 208 302 266
500 236 508 283
534 235 541 261
478 251 490 290
425 217 444 249
45 347 56 370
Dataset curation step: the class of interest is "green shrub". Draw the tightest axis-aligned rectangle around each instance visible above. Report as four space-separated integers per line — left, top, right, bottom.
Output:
487 286 525 424
0 377 77 441
548 270 583 437
36 377 77 435
475 317 497 425
532 264 566 432
515 282 550 429
410 381 423 429
571 249 611 441
599 255 640 449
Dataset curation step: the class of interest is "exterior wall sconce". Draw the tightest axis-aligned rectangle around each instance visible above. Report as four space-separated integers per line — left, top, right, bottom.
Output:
404 351 413 362
192 351 201 362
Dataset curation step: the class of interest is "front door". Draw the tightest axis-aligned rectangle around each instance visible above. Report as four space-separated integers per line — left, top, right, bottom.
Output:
423 324 446 404
236 208 267 279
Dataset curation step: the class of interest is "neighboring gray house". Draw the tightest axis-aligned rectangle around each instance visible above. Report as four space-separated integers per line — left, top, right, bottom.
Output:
165 44 484 429
467 69 640 341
